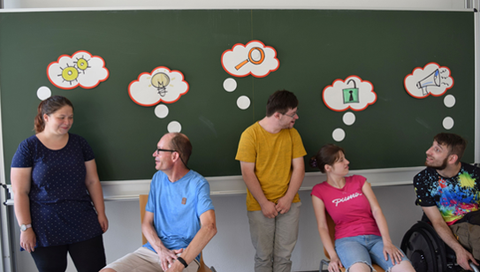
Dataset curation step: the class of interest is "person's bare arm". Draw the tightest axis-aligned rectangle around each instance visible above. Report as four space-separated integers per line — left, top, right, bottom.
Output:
312 195 343 272
85 159 108 232
11 167 36 252
167 209 217 272
423 206 478 270
240 161 277 218
275 157 305 214
142 211 179 270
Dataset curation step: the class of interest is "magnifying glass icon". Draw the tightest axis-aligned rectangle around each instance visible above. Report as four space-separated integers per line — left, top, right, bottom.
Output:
235 47 265 70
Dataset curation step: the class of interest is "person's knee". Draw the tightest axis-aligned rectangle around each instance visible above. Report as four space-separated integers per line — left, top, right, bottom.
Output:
348 262 372 272
391 260 415 272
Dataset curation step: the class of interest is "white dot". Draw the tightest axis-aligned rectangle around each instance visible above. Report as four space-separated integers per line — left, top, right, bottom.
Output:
237 95 251 110
343 112 356 126
443 117 454 130
332 128 345 142
167 121 182 133
444 94 456 108
37 86 51 100
154 104 169 118
223 78 237 92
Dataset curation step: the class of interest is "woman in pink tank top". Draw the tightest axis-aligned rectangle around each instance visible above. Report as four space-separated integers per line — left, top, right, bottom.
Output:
310 144 414 272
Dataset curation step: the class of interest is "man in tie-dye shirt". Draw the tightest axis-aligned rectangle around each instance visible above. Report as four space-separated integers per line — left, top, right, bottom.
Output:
414 133 480 270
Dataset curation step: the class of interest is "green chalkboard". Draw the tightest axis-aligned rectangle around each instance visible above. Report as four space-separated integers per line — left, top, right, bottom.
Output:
0 9 475 182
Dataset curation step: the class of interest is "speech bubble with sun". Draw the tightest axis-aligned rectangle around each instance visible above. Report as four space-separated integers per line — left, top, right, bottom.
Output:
404 62 454 99
221 40 279 78
323 76 376 112
47 50 109 90
128 66 189 107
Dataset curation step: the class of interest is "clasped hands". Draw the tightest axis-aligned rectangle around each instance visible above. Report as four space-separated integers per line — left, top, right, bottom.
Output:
261 196 292 219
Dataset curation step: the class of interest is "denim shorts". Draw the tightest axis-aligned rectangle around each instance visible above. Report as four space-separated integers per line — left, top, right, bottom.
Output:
335 235 409 271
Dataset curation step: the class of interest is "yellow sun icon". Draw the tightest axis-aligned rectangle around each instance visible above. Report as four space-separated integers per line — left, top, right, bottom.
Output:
58 65 79 85
74 56 90 74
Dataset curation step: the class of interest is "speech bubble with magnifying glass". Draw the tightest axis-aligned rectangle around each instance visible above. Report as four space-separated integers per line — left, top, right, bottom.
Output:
234 47 265 70
221 40 279 78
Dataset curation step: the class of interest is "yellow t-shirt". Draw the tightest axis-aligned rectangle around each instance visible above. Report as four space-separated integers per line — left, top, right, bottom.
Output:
235 122 307 211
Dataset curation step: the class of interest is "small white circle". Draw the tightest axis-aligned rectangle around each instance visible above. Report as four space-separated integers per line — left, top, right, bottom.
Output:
343 112 356 126
332 128 346 142
443 117 454 130
223 78 237 92
237 95 251 110
154 104 169 119
167 121 182 133
444 94 456 108
37 86 51 100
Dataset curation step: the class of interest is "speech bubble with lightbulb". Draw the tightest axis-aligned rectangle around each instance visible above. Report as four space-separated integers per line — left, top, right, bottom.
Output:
128 66 189 107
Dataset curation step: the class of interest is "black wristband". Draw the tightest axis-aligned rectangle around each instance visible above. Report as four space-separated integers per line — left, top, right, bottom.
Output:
177 256 188 268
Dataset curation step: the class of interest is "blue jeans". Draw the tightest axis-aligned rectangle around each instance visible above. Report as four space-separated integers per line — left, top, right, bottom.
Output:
335 235 409 271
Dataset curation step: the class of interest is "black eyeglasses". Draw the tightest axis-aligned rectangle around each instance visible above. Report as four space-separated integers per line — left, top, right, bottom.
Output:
155 148 176 154
154 148 189 168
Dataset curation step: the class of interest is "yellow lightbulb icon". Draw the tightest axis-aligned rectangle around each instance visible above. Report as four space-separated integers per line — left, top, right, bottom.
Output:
151 72 170 97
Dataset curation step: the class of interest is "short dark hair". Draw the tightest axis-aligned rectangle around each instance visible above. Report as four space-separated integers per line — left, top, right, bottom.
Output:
266 90 298 117
434 133 466 163
34 96 74 133
170 133 192 165
310 144 345 173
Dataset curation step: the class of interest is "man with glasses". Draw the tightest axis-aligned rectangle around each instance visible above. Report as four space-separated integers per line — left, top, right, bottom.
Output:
236 90 306 272
102 133 217 272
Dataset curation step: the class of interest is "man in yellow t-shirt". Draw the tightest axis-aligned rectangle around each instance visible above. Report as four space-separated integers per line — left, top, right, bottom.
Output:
236 90 306 272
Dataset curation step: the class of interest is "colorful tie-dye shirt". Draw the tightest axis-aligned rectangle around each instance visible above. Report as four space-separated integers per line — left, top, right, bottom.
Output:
414 163 480 225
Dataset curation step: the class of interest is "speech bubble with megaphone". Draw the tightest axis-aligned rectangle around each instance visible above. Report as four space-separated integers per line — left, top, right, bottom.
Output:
404 62 454 99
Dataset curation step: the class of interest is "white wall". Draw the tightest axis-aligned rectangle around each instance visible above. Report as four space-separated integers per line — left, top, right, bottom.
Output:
10 185 422 272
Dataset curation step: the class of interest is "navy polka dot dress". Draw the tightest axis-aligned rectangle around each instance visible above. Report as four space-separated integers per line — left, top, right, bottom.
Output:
11 133 103 249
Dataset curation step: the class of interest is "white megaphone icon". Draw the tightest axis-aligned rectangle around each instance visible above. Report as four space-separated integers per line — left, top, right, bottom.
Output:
416 69 440 96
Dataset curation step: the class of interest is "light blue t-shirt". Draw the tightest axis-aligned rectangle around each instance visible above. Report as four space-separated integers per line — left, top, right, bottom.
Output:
143 170 214 260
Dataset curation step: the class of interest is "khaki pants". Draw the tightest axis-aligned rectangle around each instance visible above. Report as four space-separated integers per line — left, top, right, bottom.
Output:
450 222 480 260
103 247 200 272
247 202 301 272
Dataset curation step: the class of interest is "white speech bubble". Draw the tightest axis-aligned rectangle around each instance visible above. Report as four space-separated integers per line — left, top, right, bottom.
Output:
323 76 376 112
404 63 454 99
129 66 189 107
47 50 109 90
221 40 279 78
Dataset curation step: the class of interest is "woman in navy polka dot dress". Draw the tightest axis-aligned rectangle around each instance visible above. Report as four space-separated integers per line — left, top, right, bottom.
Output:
11 95 108 272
